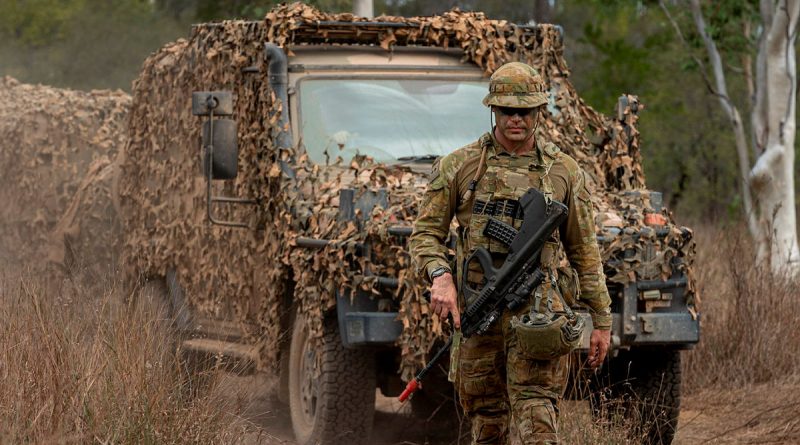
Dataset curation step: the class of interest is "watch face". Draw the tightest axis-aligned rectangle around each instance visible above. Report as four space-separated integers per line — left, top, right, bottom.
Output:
431 267 447 279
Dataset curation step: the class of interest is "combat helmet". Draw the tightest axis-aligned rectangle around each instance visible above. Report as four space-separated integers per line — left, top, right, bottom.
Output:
482 62 548 108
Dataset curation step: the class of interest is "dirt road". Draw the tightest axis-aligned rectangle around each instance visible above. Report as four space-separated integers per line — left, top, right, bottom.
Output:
218 373 468 445
676 378 800 444
218 373 800 445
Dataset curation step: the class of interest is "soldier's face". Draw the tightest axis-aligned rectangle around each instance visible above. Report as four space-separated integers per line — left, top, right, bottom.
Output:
493 106 538 142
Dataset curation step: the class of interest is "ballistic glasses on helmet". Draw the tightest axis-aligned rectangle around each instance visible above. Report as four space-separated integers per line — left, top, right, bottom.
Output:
495 106 537 117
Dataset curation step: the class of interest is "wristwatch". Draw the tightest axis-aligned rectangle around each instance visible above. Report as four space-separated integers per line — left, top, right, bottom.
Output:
429 266 451 281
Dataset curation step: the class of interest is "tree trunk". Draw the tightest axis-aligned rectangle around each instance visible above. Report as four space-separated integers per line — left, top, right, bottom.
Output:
688 0 759 244
353 0 373 18
748 0 800 273
685 0 800 274
534 0 552 23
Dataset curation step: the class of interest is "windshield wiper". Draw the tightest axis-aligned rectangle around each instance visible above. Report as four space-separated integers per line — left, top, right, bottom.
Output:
396 155 439 162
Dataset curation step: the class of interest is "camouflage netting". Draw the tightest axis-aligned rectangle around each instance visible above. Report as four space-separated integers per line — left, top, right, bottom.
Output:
0 76 130 273
119 2 696 380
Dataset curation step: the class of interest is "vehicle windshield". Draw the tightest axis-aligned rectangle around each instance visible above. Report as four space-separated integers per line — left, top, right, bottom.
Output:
298 78 489 164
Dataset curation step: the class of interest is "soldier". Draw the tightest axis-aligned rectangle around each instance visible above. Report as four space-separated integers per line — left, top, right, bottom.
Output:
409 62 612 444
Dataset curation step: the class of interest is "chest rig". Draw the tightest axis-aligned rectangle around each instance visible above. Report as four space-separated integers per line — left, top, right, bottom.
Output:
457 134 564 309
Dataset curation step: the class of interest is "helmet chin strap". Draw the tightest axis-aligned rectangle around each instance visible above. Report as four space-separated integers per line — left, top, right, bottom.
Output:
528 112 540 147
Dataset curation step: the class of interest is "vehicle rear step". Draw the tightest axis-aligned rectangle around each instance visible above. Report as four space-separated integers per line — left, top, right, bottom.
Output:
180 338 259 375
185 316 258 343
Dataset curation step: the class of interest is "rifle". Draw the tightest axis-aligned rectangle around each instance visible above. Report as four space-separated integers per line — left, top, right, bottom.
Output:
399 187 568 402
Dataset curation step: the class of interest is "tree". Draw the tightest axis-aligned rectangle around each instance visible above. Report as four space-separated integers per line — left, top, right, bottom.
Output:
354 0 374 17
0 0 187 90
534 0 553 22
379 0 549 23
662 0 800 274
156 0 356 21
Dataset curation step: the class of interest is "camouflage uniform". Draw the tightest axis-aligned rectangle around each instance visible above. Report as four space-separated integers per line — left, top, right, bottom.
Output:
409 62 612 445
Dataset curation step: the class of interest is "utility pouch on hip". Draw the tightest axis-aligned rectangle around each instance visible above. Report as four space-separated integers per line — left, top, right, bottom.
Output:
511 280 584 360
511 312 584 360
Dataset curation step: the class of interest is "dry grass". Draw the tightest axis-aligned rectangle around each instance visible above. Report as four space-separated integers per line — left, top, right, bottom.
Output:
559 399 644 445
0 266 258 444
2 221 797 444
558 221 800 444
558 360 652 445
683 223 800 392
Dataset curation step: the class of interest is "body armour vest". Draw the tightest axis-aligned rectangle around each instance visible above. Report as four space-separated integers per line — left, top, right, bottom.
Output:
457 134 566 310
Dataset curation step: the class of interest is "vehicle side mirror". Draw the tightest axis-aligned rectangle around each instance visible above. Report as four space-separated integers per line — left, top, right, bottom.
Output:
202 118 238 180
191 91 256 228
193 91 238 180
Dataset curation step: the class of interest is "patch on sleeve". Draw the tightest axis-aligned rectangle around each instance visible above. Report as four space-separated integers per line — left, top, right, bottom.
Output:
428 159 446 191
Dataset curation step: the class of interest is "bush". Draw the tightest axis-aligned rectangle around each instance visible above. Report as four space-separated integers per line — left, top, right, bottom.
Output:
0 268 253 444
682 223 800 391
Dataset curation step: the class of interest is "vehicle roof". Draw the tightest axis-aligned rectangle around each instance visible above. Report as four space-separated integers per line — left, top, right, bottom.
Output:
286 45 485 76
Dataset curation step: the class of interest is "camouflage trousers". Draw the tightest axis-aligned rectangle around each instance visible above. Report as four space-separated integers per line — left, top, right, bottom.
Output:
456 303 569 445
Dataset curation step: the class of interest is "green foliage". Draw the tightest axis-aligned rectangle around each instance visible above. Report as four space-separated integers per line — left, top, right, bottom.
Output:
560 0 752 221
0 0 187 90
0 0 786 223
157 0 357 20
0 0 85 46
696 0 758 53
381 0 559 23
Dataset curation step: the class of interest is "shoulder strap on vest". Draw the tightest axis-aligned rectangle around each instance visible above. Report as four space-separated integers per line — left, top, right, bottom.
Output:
538 143 563 274
538 143 561 206
462 134 494 202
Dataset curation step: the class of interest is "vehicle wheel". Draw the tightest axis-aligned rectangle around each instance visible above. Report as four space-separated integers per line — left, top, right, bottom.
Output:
592 349 681 445
276 333 291 405
137 274 211 397
135 270 192 332
137 276 172 321
165 268 192 331
288 311 376 445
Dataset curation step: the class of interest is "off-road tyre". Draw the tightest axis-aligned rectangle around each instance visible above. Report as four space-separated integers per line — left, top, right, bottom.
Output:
591 349 681 445
137 275 214 398
288 311 376 445
276 332 291 405
276 306 295 405
137 277 173 323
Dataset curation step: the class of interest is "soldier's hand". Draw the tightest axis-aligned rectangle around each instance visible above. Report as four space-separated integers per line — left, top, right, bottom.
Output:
429 272 460 329
587 328 610 369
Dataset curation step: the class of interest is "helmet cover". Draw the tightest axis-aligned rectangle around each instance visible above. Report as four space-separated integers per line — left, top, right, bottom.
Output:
483 62 548 108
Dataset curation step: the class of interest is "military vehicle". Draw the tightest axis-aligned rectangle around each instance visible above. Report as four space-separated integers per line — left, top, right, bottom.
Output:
120 4 699 445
